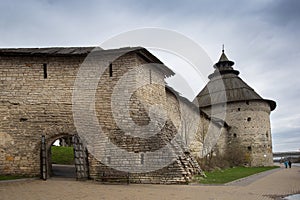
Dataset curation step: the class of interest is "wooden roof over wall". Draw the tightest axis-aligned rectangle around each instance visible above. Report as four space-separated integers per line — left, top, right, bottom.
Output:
0 46 174 78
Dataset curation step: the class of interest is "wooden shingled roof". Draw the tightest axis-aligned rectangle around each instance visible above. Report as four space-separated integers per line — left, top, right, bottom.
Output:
0 47 95 55
197 51 276 111
0 46 175 78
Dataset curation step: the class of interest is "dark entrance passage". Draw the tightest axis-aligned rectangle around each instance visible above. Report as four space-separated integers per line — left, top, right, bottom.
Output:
50 136 76 178
41 135 89 180
52 164 76 178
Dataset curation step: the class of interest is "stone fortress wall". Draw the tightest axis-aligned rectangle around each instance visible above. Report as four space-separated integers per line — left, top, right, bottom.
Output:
0 48 206 183
0 47 275 183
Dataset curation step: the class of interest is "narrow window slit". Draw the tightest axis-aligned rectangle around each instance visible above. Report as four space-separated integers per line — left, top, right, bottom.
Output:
43 64 47 79
109 63 113 77
141 153 144 165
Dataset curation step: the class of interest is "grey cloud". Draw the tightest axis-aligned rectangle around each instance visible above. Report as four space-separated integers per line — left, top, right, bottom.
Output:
273 130 300 151
261 0 300 26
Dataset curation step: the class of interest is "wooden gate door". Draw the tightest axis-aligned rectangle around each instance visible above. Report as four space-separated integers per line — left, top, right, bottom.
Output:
40 135 47 180
72 135 89 180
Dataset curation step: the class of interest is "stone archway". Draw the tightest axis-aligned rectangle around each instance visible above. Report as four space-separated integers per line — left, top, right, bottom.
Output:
41 134 89 180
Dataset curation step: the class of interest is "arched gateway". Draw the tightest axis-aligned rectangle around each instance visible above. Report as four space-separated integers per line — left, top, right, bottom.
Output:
41 134 89 180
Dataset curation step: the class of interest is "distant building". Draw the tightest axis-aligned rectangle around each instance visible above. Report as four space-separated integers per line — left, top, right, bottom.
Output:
0 47 276 183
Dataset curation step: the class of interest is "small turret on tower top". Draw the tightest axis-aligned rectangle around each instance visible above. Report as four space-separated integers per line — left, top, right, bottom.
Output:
214 46 234 68
209 46 239 79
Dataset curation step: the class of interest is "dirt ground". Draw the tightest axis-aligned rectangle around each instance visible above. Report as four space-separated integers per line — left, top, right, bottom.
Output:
0 165 299 200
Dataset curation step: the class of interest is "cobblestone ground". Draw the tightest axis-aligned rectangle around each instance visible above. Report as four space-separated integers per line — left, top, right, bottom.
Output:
0 166 299 200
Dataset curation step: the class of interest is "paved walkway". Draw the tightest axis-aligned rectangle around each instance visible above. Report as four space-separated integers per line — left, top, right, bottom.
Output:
0 166 299 200
225 167 282 186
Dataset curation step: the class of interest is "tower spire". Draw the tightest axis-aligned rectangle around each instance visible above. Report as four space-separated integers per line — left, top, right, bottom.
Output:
218 46 231 63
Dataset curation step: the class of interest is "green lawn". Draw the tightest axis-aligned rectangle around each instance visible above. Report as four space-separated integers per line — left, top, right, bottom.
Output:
51 146 74 165
0 175 31 181
195 166 279 184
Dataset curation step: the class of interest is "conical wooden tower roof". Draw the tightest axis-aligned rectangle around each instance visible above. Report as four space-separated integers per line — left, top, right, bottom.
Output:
197 50 276 111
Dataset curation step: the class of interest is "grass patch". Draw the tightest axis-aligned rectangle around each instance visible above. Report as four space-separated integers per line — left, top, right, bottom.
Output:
0 175 31 181
195 166 279 184
51 146 74 165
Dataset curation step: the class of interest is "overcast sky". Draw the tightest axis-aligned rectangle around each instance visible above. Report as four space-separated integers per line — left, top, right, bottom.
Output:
1 0 299 152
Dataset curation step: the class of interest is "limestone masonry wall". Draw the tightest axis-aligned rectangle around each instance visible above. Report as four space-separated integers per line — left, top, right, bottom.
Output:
202 100 273 166
0 55 84 175
0 51 203 183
